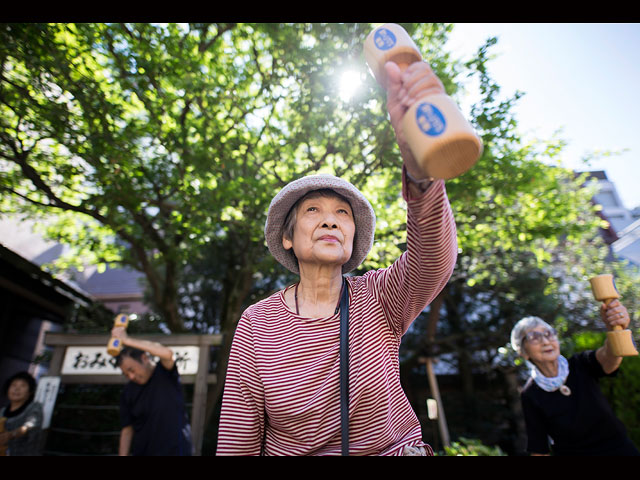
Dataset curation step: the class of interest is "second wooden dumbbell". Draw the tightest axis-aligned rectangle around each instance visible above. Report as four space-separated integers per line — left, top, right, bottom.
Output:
589 274 638 357
107 313 129 357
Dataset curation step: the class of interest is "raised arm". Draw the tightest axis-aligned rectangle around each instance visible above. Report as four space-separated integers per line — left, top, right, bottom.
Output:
367 61 457 334
111 326 175 370
385 60 445 195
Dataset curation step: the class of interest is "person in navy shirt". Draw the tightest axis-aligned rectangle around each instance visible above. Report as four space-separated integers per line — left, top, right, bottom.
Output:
112 327 192 456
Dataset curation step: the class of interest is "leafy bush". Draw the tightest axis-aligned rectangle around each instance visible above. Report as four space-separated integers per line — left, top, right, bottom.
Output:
439 437 506 456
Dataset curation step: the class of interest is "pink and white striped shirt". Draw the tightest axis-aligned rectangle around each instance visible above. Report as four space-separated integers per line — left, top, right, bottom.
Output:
217 177 457 455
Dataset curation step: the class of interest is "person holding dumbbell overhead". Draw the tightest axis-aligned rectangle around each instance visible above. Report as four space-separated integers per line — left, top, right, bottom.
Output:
111 324 193 456
216 24 467 456
510 299 639 456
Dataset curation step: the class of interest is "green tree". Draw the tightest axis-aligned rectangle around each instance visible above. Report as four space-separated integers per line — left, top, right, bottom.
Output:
0 23 459 426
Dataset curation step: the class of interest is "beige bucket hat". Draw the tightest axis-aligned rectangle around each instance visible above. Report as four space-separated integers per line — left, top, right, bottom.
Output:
265 174 376 274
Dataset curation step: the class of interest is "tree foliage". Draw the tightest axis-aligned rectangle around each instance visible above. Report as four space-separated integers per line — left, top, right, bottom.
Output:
0 23 469 330
0 23 462 422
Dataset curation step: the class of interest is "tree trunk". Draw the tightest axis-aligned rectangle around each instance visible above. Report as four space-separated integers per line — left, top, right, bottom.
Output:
444 281 478 430
502 366 528 454
424 289 451 447
204 247 256 428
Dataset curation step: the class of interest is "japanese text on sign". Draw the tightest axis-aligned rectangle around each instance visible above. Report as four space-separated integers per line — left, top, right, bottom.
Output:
61 346 199 375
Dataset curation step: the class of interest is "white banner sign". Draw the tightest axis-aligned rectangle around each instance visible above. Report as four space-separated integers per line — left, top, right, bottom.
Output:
61 346 200 376
34 376 61 429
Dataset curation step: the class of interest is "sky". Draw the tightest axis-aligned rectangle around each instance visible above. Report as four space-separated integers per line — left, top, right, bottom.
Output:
445 23 640 209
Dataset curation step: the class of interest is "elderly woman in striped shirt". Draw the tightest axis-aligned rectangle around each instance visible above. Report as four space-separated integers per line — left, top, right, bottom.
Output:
217 61 459 456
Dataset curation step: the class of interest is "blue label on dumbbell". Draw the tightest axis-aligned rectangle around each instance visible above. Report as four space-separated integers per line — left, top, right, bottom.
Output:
374 28 396 51
415 102 446 136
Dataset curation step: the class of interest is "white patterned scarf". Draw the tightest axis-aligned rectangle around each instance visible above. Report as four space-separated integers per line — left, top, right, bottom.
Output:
526 355 569 392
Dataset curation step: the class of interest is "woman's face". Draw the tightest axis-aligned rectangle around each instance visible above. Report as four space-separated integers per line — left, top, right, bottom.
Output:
283 194 355 272
522 326 560 365
7 378 31 404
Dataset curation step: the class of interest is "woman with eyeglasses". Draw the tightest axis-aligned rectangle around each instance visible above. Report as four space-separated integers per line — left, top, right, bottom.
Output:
510 299 639 456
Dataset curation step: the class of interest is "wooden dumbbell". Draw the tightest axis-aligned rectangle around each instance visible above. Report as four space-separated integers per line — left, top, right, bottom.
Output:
364 23 483 180
589 274 638 357
107 313 129 356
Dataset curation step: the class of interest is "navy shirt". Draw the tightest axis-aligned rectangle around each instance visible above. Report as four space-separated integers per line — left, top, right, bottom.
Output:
521 350 639 455
120 362 192 456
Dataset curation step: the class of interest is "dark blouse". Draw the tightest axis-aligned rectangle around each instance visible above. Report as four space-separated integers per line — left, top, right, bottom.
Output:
1 400 44 455
521 350 639 455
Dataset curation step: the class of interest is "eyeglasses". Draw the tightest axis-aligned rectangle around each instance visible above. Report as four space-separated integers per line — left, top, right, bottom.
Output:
523 328 557 345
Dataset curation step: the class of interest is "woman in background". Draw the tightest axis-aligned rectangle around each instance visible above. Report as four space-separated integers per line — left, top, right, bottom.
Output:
0 371 44 456
510 301 639 456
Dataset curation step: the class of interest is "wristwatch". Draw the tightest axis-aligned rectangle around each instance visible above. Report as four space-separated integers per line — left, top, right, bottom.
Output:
405 168 434 191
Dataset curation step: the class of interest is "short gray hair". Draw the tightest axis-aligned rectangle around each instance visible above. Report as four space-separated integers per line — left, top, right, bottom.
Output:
510 316 553 355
